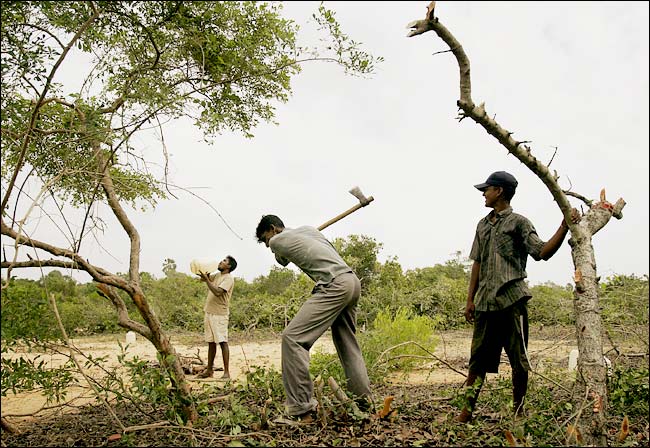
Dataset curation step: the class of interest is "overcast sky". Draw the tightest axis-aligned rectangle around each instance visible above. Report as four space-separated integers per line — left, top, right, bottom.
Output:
4 1 649 287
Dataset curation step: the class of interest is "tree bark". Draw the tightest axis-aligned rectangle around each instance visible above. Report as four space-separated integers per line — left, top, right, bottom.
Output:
407 4 625 445
0 116 199 424
89 135 198 422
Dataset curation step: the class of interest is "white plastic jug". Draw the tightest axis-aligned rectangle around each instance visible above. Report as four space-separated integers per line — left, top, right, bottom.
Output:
126 331 136 344
568 348 579 371
568 348 612 375
190 258 220 275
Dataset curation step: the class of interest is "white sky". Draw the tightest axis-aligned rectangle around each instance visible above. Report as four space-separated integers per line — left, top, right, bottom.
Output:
3 1 649 287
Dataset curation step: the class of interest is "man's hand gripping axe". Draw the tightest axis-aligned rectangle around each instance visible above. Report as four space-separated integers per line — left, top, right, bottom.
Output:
318 186 374 231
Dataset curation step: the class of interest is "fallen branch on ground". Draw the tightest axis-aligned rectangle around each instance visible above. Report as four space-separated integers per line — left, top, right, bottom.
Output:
371 340 468 378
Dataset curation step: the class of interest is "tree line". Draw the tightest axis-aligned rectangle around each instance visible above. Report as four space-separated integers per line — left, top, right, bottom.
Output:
2 234 647 342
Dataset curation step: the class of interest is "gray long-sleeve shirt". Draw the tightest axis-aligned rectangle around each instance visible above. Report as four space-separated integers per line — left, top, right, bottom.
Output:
269 226 352 286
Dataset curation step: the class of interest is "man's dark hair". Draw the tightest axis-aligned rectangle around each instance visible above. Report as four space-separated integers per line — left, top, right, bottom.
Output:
226 255 237 272
502 186 516 201
255 215 284 243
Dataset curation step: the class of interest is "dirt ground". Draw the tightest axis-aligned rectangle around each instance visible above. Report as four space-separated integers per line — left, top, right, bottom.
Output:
1 326 581 422
2 326 647 447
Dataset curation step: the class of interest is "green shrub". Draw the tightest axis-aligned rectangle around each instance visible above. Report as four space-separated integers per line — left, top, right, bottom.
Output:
119 352 189 424
309 307 442 388
361 306 441 375
144 274 204 332
57 296 121 335
0 342 78 403
608 365 649 417
528 282 575 326
1 279 59 341
601 274 649 326
310 350 346 387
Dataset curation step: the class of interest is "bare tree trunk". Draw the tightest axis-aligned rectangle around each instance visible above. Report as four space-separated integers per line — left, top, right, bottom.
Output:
96 284 198 423
567 195 625 444
406 3 625 445
0 124 199 424
570 236 608 443
91 138 198 422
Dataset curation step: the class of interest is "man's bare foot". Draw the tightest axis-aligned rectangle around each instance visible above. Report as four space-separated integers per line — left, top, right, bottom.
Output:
216 373 230 381
196 369 213 379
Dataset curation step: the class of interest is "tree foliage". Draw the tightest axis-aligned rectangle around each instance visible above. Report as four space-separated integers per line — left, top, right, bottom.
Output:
332 234 382 290
1 1 382 213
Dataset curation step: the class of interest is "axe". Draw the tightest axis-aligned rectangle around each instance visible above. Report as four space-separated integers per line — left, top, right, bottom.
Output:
318 186 374 231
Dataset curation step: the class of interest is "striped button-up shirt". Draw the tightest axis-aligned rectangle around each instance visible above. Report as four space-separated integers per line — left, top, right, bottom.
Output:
469 207 545 312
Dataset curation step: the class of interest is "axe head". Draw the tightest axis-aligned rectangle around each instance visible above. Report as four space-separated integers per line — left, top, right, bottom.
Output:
349 186 371 206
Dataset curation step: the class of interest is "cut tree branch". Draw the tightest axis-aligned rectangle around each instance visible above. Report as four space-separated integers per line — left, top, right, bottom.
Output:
96 283 153 339
406 7 625 240
1 217 129 291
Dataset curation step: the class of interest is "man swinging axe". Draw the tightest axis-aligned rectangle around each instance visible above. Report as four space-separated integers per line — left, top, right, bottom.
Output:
255 186 374 423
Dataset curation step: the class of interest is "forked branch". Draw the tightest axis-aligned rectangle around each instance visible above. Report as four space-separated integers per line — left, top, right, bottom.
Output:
406 4 625 236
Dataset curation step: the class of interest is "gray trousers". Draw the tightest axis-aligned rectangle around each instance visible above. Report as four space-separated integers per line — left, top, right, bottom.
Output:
281 272 371 415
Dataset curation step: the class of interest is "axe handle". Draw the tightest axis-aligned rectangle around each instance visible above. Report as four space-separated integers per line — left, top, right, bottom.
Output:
317 196 374 231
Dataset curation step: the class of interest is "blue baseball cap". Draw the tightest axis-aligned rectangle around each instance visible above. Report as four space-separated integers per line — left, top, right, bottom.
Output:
474 171 518 191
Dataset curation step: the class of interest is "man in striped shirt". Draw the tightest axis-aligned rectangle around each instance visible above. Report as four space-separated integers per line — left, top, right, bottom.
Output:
456 171 580 423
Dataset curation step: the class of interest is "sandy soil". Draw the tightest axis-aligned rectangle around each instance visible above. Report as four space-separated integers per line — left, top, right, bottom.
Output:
1 332 334 420
1 327 580 421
